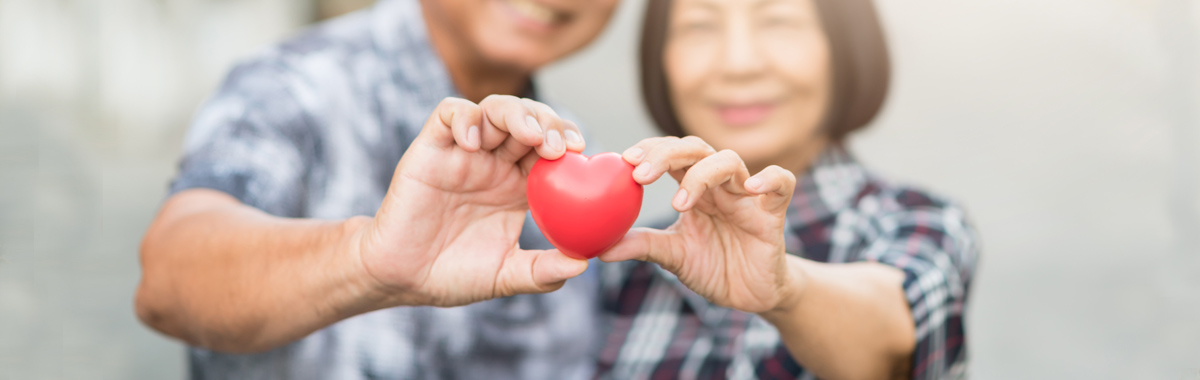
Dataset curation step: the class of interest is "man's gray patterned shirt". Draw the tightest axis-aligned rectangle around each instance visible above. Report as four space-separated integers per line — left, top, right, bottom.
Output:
169 1 600 378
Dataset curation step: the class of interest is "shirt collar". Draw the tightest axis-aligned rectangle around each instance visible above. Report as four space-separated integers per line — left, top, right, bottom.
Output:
785 144 871 232
370 0 540 101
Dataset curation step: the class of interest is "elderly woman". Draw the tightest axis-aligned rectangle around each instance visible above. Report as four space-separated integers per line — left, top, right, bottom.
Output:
594 0 978 379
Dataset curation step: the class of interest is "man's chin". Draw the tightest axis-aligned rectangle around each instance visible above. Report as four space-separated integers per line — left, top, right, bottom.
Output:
478 43 560 73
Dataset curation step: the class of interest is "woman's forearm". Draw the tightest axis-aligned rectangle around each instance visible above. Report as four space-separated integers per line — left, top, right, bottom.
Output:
135 189 384 353
760 257 916 380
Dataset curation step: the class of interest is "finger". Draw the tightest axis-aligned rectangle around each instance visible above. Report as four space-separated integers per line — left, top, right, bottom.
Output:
477 99 523 151
420 97 483 150
597 228 684 273
523 99 585 154
626 136 716 185
562 120 586 152
621 136 708 165
744 165 797 214
479 94 545 160
674 149 751 211
495 135 535 164
492 249 589 297
516 149 541 175
520 98 564 159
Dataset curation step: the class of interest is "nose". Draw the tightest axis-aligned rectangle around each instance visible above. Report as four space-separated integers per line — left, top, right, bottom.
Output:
720 14 767 80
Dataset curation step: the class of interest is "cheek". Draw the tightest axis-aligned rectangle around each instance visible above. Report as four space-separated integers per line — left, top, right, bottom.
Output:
763 32 831 102
557 7 617 53
663 41 720 138
664 39 718 102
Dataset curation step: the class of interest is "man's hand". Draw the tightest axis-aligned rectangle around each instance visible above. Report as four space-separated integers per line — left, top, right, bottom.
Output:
355 95 590 307
136 95 589 353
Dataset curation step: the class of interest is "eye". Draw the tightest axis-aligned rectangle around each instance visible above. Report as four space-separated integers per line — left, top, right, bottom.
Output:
679 20 719 33
755 2 814 31
759 14 805 29
672 7 721 36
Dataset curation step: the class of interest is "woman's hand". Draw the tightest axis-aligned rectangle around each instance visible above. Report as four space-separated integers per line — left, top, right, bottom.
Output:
356 95 591 308
599 136 804 314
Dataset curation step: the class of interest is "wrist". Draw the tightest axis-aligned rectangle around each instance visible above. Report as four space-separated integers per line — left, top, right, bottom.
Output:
759 255 809 324
332 216 398 313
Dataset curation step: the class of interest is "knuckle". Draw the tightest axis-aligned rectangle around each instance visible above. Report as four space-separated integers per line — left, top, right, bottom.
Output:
439 97 467 109
682 136 715 152
520 98 542 111
530 100 555 113
715 149 741 163
635 137 669 153
765 165 787 176
663 140 689 153
482 94 517 106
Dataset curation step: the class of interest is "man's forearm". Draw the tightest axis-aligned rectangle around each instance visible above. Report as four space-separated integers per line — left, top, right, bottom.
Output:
760 257 916 380
135 189 384 353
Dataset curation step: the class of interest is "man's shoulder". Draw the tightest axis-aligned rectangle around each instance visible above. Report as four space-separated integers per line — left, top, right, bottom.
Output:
226 10 381 87
276 10 379 65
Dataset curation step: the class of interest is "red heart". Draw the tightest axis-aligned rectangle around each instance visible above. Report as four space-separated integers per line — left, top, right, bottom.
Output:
527 151 643 260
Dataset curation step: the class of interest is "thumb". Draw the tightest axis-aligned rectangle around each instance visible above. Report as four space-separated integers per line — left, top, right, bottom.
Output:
493 249 588 297
598 227 682 272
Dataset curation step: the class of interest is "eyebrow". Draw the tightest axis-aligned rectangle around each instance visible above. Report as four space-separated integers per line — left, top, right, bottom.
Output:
678 0 721 13
681 0 793 13
752 0 789 9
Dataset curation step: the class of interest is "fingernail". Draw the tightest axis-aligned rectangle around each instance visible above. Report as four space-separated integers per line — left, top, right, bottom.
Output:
466 125 480 148
564 129 583 145
673 189 689 208
634 163 651 178
625 147 644 161
526 115 542 134
546 129 564 152
745 177 763 191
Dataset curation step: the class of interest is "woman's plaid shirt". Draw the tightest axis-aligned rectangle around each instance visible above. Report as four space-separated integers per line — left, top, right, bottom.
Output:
595 145 979 380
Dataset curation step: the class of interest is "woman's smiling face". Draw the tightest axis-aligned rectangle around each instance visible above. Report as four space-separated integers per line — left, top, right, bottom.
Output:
664 0 832 172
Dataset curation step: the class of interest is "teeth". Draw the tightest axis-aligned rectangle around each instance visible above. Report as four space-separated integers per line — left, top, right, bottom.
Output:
507 0 560 24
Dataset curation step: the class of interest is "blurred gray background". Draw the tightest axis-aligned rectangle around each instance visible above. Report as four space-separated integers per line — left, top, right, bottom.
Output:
1 0 1198 378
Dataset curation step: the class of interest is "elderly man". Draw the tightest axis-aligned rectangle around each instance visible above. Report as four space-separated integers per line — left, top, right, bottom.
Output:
135 0 619 378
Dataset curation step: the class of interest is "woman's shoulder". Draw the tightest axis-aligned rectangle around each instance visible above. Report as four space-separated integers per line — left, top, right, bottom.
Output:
857 174 963 214
849 171 977 248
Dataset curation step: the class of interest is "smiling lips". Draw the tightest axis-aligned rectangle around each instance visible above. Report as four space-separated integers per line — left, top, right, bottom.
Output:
716 103 776 127
499 0 569 31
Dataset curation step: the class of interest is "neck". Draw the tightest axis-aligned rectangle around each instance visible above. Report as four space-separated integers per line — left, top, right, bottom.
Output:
421 3 532 103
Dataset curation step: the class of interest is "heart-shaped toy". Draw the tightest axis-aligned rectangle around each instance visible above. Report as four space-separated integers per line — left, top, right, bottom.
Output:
527 151 643 260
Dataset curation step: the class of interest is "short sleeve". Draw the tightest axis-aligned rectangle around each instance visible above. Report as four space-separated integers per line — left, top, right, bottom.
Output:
867 194 979 380
169 58 318 217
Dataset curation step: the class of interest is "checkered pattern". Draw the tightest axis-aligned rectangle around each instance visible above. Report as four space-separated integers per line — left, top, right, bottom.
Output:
596 145 978 380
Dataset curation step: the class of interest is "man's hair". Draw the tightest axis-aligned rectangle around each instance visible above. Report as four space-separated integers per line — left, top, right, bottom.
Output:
639 0 892 141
